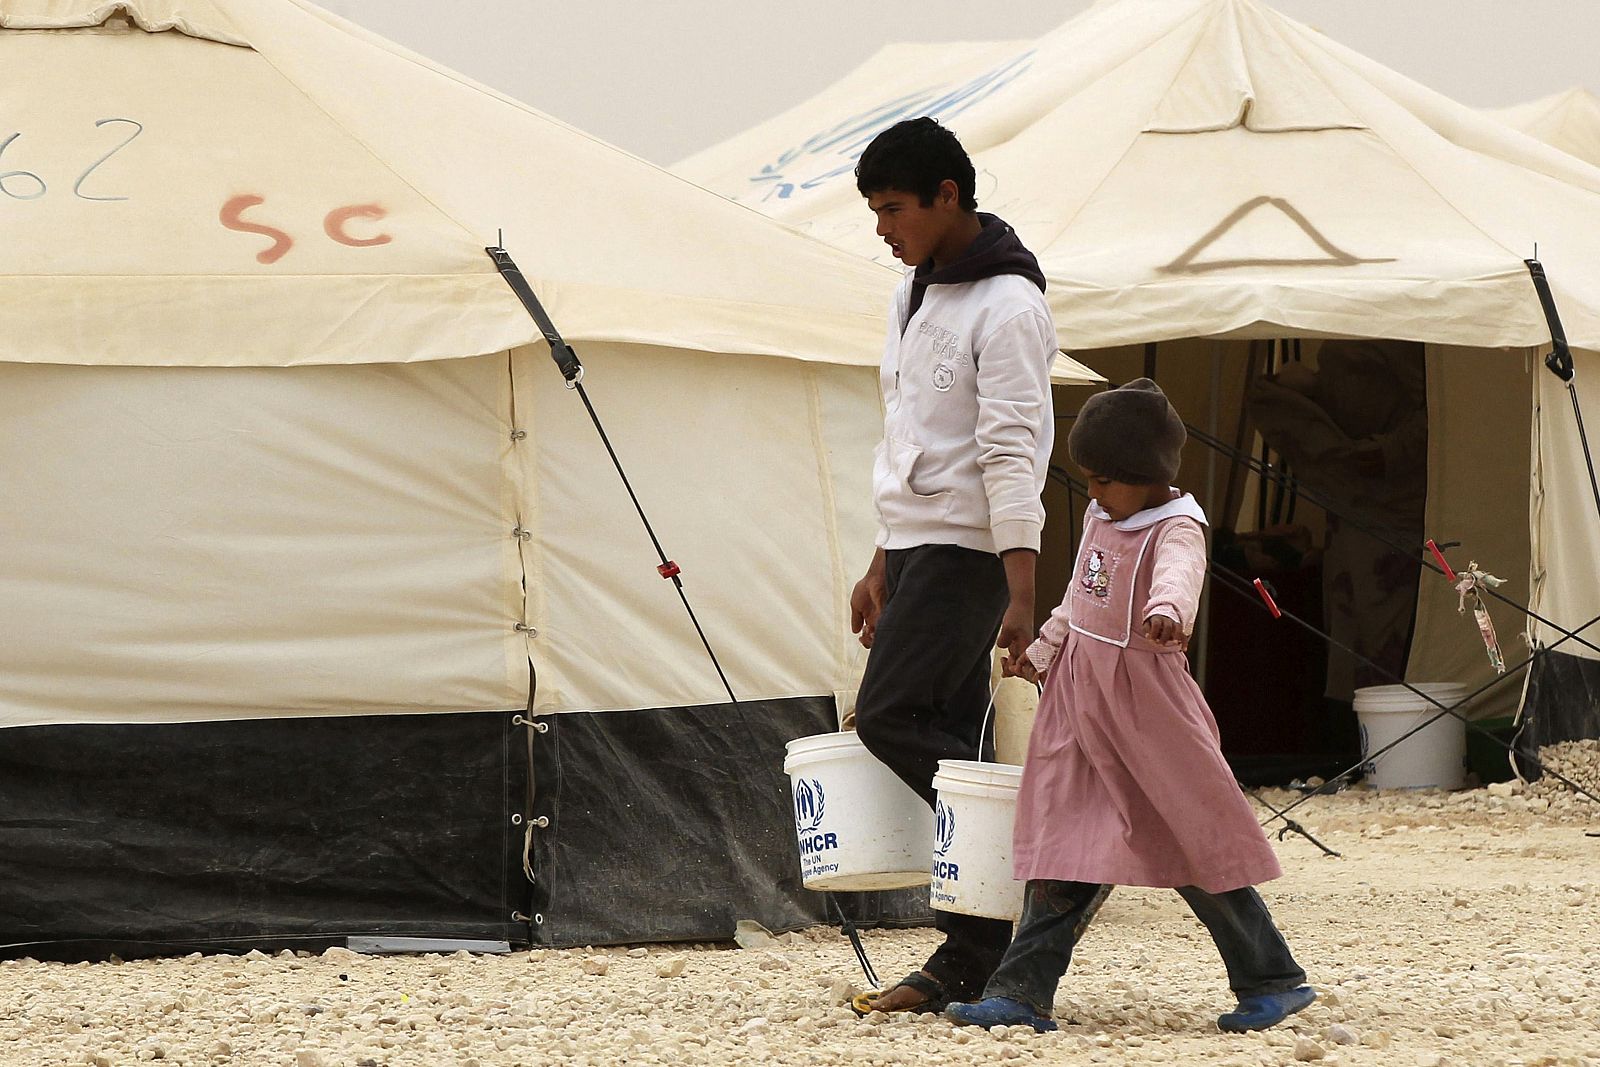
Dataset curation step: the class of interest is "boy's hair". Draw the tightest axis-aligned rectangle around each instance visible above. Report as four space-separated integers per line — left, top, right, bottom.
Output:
855 117 978 211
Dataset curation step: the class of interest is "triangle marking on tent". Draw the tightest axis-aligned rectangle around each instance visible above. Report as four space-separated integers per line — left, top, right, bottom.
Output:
1160 195 1396 274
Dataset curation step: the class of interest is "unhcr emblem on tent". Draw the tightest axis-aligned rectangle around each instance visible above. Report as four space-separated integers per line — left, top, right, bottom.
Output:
747 50 1035 202
793 777 826 833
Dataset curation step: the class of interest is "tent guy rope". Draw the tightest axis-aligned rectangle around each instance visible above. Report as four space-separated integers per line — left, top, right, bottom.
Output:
486 243 737 706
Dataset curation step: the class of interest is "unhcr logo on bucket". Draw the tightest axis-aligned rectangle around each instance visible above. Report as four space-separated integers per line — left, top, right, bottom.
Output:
792 778 840 880
931 799 960 906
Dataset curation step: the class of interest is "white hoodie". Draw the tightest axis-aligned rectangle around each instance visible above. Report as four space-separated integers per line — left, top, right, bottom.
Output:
873 269 1057 555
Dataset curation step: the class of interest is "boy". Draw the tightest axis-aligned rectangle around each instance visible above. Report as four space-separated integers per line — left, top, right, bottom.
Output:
847 117 1058 1015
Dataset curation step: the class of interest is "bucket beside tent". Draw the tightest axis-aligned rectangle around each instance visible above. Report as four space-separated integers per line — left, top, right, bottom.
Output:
783 732 932 891
1354 683 1468 790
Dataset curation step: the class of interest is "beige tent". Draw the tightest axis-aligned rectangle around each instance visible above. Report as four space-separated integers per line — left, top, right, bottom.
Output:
1487 88 1600 169
0 0 1090 951
679 0 1600 736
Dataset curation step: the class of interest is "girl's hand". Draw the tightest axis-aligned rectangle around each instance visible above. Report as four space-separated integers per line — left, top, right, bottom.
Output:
1002 653 1040 685
1144 614 1188 648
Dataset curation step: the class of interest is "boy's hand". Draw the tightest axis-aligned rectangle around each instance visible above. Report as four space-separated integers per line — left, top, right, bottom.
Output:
997 602 1035 669
1002 653 1040 685
1143 614 1187 648
851 552 889 648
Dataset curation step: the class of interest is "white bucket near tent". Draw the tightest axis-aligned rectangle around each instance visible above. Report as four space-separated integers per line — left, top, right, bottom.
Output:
783 732 932 891
1355 684 1469 790
930 759 1025 920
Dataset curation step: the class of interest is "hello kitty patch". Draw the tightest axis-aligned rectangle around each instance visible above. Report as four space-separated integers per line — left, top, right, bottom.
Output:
1080 548 1112 598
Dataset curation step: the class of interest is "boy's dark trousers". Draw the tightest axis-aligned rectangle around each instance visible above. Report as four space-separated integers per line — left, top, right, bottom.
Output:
985 879 1308 1016
854 543 1013 1000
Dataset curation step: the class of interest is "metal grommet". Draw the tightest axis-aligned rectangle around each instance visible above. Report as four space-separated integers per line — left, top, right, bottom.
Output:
533 721 550 734
510 429 527 441
511 526 532 542
512 714 528 727
511 813 524 826
514 623 538 636
533 816 550 828
534 913 545 925
564 367 586 390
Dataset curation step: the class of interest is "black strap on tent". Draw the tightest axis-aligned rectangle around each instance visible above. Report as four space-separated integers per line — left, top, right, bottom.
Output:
487 244 737 705
487 244 885 984
1526 257 1600 525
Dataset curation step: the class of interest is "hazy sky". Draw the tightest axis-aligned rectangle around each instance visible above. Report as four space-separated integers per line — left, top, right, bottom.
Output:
315 1 1598 166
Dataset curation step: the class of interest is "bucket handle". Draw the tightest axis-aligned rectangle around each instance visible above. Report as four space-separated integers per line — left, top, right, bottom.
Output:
979 689 997 762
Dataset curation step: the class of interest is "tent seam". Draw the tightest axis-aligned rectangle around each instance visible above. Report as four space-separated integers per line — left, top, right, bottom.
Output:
1041 4 1219 248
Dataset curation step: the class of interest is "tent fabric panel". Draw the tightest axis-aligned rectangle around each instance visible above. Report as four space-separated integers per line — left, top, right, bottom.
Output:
802 361 881 695
526 345 877 714
0 711 525 956
0 0 247 44
0 357 526 728
0 275 533 368
1405 345 1532 719
676 0 1600 355
0 30 485 279
214 0 899 365
1487 89 1600 170
1 3 898 370
1529 350 1600 660
1144 1 1363 133
526 697 930 947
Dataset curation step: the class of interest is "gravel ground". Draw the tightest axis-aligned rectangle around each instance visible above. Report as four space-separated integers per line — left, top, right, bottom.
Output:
4 761 1598 1067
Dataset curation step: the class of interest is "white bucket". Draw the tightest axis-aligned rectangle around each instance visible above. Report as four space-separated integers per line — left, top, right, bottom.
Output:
930 760 1026 921
782 732 932 891
1354 683 1469 790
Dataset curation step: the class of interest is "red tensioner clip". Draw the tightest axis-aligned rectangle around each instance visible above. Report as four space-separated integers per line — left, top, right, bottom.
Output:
1253 578 1283 619
1425 539 1457 583
658 561 682 580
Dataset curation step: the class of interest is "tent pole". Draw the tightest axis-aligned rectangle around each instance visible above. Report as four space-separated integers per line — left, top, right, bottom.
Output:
1526 258 1600 525
1195 342 1223 692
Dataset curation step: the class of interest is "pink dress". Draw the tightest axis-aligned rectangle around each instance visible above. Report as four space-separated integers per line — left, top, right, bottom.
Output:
1012 493 1282 894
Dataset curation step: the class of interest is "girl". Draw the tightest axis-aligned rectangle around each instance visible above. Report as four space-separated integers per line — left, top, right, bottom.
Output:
946 379 1314 1034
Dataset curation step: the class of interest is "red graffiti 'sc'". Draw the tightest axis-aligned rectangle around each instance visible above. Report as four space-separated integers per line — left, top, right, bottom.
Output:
219 194 293 265
324 203 392 248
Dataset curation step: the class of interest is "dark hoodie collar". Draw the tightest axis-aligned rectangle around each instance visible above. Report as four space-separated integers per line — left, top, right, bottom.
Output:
904 213 1046 330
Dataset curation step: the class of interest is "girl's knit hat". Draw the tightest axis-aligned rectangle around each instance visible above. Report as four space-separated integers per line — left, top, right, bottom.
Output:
1068 378 1186 485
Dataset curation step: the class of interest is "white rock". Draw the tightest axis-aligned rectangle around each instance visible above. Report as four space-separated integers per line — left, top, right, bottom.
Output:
656 957 687 979
1294 1036 1325 1060
733 921 777 950
295 1052 326 1067
1326 1024 1359 1045
580 957 609 976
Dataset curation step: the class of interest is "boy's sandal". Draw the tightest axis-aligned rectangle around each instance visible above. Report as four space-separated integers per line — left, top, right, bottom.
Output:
850 971 950 1016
